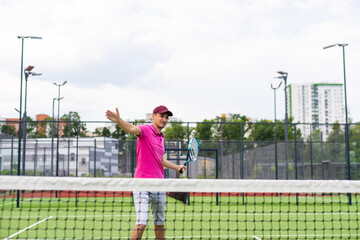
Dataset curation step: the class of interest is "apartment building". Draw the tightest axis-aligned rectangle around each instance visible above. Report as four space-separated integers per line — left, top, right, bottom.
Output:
287 83 345 139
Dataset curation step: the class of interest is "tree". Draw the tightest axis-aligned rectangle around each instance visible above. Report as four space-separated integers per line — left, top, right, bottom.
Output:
93 128 102 137
102 127 111 137
250 117 302 142
42 116 57 138
1 125 16 136
250 119 274 141
26 116 37 135
30 130 47 138
163 121 187 140
214 114 252 140
62 111 87 137
350 124 360 163
323 122 345 164
194 119 214 140
349 123 360 179
111 124 127 140
274 117 302 141
16 116 39 138
303 128 323 179
326 122 344 142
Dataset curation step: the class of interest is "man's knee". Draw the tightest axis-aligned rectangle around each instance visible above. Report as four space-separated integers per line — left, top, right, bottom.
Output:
134 224 147 231
131 225 147 240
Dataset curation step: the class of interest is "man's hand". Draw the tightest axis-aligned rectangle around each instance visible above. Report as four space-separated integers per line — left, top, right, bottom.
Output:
105 108 120 123
178 165 187 174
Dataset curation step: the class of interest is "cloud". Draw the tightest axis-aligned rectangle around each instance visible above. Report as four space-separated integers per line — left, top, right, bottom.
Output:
1 0 360 125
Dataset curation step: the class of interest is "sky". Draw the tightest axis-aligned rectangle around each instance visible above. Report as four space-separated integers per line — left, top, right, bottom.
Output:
1 0 360 130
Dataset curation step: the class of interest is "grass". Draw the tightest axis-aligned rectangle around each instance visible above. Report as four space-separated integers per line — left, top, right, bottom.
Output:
1 192 359 239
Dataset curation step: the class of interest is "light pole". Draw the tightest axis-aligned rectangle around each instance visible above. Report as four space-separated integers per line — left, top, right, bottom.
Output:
271 81 282 179
17 36 41 178
66 113 75 176
22 66 42 175
51 97 63 176
54 81 67 176
323 43 350 181
276 71 289 179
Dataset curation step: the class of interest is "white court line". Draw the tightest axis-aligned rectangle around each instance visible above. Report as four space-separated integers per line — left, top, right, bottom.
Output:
4 216 53 240
1 201 17 207
252 236 262 240
0 198 38 207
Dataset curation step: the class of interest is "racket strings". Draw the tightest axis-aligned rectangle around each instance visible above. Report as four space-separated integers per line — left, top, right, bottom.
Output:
188 138 199 161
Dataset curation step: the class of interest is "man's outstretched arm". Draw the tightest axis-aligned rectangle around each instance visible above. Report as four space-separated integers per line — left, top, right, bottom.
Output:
105 107 141 136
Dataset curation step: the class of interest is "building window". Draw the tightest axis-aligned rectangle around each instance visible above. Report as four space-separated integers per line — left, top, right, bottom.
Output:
81 158 86 165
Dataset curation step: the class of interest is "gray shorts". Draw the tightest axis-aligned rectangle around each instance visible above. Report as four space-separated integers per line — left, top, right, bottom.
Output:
133 191 166 226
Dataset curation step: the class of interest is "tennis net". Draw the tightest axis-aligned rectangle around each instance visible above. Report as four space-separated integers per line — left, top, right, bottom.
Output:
1 176 360 239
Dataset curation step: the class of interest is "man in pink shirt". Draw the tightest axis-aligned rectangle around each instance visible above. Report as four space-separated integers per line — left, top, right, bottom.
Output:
105 105 186 240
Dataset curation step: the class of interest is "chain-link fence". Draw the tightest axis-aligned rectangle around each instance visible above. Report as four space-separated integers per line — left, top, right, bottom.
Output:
1 120 359 180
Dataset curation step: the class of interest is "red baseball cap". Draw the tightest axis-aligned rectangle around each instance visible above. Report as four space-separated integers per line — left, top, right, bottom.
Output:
153 105 173 116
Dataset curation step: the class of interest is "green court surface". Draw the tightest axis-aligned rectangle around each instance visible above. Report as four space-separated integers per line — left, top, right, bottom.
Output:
1 193 359 239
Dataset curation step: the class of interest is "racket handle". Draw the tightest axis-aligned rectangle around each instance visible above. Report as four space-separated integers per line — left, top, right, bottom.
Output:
179 162 187 174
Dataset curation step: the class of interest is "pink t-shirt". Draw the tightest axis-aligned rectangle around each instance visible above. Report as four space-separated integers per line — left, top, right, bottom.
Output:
134 124 165 178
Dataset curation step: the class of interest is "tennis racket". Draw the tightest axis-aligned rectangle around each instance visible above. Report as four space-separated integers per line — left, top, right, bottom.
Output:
179 137 199 173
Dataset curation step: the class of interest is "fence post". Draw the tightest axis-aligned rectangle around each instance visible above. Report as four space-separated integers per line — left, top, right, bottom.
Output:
94 138 97 177
109 156 111 177
75 121 79 207
51 117 54 176
43 147 46 176
68 117 71 176
11 136 14 175
294 124 298 180
215 149 219 205
22 116 27 175
131 126 135 178
275 122 278 179
76 121 79 177
187 122 190 141
240 122 244 179
310 126 313 179
34 139 38 175
232 140 235 179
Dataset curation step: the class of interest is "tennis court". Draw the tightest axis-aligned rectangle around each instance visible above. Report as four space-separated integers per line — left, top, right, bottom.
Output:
1 177 360 239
